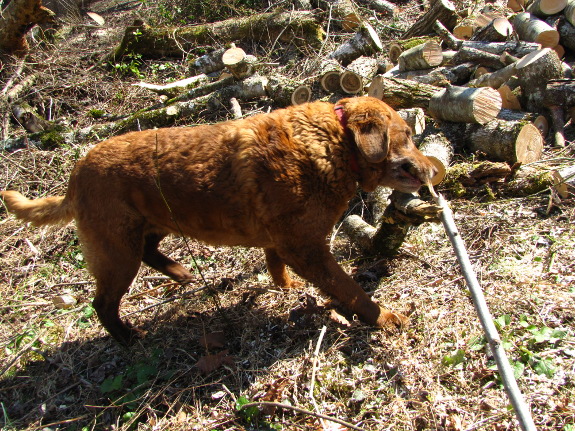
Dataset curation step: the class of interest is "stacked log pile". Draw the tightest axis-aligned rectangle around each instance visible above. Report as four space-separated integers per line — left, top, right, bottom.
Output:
2 0 574 256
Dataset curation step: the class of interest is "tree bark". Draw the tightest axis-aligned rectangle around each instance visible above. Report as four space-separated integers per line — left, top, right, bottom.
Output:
398 40 443 72
470 17 514 42
458 40 541 57
328 23 383 66
513 12 560 48
466 61 517 89
340 56 378 94
452 46 505 69
466 119 543 163
0 0 56 56
366 76 440 109
429 86 502 124
112 11 324 59
134 74 213 97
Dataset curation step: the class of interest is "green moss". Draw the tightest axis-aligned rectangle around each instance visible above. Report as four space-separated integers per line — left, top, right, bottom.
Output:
88 109 106 119
30 125 67 150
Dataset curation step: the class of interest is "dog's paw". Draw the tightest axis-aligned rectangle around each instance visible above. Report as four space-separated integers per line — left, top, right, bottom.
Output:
376 310 409 332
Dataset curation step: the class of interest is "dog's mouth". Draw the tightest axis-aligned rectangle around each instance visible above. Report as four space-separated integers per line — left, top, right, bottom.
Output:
398 163 424 188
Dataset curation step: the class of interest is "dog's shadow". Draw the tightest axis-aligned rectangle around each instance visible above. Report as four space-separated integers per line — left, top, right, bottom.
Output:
0 282 394 430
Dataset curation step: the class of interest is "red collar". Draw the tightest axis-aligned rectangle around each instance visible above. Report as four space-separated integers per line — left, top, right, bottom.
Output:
334 105 360 174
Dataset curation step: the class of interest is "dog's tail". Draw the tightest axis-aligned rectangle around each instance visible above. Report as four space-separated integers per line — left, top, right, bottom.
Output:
1 191 74 226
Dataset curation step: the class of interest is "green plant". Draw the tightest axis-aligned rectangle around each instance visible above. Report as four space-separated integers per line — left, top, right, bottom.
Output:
111 53 144 79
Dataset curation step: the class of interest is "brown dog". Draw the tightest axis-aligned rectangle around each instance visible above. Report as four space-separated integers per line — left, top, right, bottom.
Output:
1 97 436 344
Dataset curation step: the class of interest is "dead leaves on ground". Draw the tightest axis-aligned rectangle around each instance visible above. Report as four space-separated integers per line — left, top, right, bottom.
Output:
195 331 235 375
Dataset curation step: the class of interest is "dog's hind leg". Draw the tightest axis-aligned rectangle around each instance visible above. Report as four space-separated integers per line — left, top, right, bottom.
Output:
142 233 194 283
264 248 302 289
79 223 146 344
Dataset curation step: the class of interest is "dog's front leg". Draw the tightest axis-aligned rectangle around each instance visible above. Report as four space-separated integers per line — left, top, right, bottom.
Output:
274 242 408 330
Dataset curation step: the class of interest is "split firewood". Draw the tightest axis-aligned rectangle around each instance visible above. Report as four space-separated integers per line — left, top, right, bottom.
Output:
452 46 506 69
470 17 514 42
112 11 324 59
0 0 56 56
454 11 505 40
515 48 563 112
366 76 439 109
329 23 383 66
466 61 517 88
403 0 458 38
331 0 362 31
188 44 234 75
417 131 454 185
527 0 567 17
508 0 526 12
429 86 502 124
340 56 378 94
319 59 344 92
498 77 522 110
433 20 462 50
458 40 541 57
466 119 543 163
357 0 397 16
513 12 560 48
397 40 443 72
398 108 426 135
133 74 213 98
388 37 440 64
222 47 257 80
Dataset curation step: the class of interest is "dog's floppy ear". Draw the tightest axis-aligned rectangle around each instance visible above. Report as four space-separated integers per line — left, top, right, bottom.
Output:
347 116 390 163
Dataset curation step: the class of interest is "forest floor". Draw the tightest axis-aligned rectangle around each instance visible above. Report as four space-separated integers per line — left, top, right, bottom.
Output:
0 0 574 430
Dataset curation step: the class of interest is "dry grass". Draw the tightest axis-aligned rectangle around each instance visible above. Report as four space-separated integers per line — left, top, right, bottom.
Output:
1 0 575 430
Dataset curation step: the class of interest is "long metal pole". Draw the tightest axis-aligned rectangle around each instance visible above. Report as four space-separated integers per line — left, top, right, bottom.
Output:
435 193 537 431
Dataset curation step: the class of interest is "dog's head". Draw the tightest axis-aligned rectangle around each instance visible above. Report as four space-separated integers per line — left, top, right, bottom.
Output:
336 97 437 193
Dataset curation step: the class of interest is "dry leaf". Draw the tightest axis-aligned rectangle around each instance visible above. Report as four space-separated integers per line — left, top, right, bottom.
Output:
52 294 77 309
195 350 235 375
199 331 226 350
86 11 105 25
260 377 289 415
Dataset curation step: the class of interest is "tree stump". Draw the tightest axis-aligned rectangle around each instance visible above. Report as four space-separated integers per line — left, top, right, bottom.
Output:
467 119 543 163
429 86 502 124
340 56 378 94
403 0 458 38
328 23 383 66
222 47 256 80
513 12 560 48
398 40 443 72
515 47 563 111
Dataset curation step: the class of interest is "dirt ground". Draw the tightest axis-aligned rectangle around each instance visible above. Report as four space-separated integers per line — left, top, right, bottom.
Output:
1 0 574 430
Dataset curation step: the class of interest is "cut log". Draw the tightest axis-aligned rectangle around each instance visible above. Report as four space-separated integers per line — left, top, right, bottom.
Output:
500 52 519 65
515 47 563 111
397 40 443 72
548 105 566 147
188 44 233 75
266 76 312 106
466 61 517 88
328 0 362 31
222 47 256 80
527 0 568 17
397 62 475 86
319 59 344 92
552 164 575 198
429 86 502 124
0 0 56 56
498 77 522 110
340 56 378 94
459 40 541 57
565 0 575 27
418 131 454 185
452 46 506 69
388 37 440 64
453 11 504 40
357 0 397 15
497 108 549 138
541 79 575 107
546 16 575 52
328 23 383 66
470 17 514 42
366 76 440 109
112 11 324 59
513 12 560 48
403 0 458 38
133 74 212 97
433 20 462 50
508 0 526 12
397 108 426 135
467 119 543 163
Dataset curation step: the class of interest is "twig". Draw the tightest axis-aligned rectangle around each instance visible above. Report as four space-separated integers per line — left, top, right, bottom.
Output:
239 401 367 431
309 325 328 429
121 285 209 318
0 332 41 377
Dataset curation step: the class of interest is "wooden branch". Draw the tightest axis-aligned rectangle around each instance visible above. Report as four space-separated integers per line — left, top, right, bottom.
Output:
328 23 383 65
398 40 443 72
133 74 212 97
403 0 458 38
466 119 543 163
548 105 566 147
112 11 324 59
366 76 440 109
513 12 560 48
433 19 462 50
458 40 541 57
188 44 233 75
0 0 55 56
429 86 502 124
452 46 506 69
466 61 517 89
357 0 397 15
